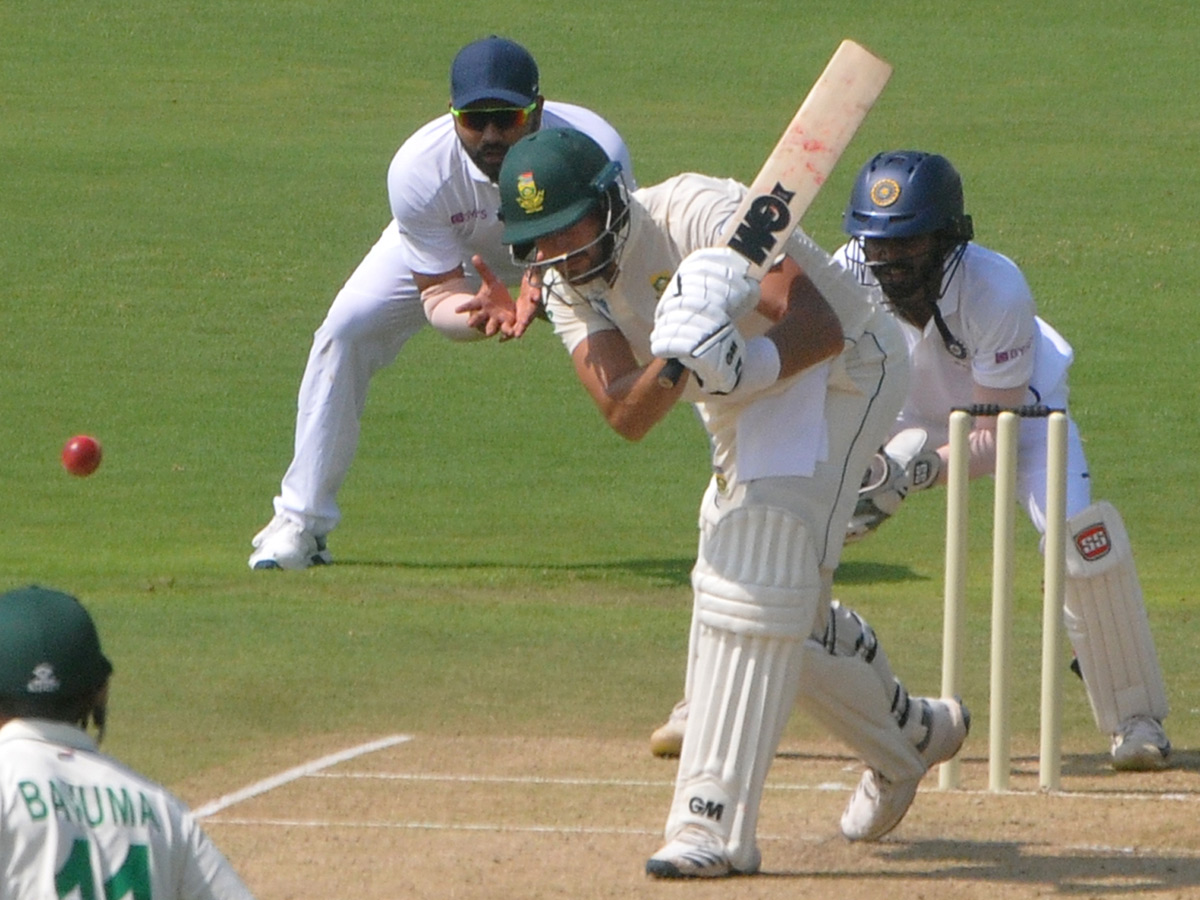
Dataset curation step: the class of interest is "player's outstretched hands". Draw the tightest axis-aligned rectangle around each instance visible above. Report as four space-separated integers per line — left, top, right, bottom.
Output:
457 255 517 339
506 267 544 339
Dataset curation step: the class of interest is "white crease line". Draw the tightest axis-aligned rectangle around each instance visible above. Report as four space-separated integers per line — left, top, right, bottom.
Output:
190 817 1200 859
308 772 676 788
204 817 660 837
307 772 850 791
193 735 413 819
307 771 1200 802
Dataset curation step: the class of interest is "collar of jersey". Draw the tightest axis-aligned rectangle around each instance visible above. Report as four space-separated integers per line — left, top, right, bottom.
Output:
0 718 98 752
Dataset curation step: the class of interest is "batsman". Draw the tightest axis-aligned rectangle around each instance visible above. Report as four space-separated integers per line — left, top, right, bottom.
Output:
834 150 1172 771
480 128 970 877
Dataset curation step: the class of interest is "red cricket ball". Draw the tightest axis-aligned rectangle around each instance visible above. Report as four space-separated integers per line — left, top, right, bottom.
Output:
62 435 103 477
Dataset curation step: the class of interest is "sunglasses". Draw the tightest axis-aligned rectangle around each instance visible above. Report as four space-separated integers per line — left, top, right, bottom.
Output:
450 102 537 133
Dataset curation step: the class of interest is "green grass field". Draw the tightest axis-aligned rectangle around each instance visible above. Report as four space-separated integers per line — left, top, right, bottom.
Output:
4 0 1197 809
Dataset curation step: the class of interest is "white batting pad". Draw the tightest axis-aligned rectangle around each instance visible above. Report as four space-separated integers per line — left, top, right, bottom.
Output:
796 601 926 782
691 505 823 638
1062 501 1168 733
666 505 820 872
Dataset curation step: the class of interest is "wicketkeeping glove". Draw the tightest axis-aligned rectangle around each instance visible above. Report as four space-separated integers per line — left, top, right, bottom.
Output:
845 428 942 543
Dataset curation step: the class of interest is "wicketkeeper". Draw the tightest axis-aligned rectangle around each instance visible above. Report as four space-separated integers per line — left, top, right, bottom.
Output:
835 150 1171 771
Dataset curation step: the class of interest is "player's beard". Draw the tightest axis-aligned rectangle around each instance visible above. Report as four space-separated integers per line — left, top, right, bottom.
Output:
466 140 508 182
872 250 943 328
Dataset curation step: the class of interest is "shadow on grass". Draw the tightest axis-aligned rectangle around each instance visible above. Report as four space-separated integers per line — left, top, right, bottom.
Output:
1057 747 1200 780
332 557 927 588
834 560 927 585
760 837 1200 893
336 556 696 586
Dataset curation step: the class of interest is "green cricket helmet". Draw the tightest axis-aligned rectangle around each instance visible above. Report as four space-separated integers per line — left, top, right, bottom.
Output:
499 128 625 247
0 586 113 710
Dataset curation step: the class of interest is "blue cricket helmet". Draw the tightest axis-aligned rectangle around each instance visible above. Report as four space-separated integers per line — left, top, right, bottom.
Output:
843 150 973 241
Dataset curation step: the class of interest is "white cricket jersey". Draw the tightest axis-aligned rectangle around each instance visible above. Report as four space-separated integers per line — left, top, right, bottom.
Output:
545 173 834 485
388 101 634 286
0 719 254 900
833 241 1074 447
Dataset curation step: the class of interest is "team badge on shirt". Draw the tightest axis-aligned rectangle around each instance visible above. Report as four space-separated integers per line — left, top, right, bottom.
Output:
651 272 672 297
516 172 544 214
869 177 901 208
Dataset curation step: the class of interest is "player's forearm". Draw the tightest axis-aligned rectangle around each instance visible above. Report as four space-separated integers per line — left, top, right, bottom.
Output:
760 259 845 380
572 338 685 441
421 275 489 341
935 426 996 484
933 384 1029 483
766 307 843 380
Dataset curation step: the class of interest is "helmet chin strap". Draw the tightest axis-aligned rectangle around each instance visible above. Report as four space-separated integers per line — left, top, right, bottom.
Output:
872 241 969 360
928 302 967 359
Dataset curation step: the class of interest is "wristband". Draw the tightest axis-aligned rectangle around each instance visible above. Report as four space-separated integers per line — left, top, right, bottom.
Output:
735 335 781 395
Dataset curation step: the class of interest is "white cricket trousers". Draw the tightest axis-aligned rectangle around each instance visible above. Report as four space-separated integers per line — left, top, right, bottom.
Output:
274 223 430 535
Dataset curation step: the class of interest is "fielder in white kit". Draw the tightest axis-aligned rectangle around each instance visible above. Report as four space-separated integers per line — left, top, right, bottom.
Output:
250 36 633 569
484 127 969 876
0 586 255 899
836 150 1171 771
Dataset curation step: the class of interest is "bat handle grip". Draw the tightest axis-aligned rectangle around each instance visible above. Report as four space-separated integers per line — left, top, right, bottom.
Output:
657 358 686 389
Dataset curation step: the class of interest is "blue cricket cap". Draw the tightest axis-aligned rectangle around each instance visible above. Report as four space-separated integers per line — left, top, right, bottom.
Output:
451 36 539 108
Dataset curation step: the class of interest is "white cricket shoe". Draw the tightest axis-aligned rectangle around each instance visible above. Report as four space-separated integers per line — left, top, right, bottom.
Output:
248 514 332 570
1111 715 1171 771
649 698 688 758
645 825 756 879
840 696 970 842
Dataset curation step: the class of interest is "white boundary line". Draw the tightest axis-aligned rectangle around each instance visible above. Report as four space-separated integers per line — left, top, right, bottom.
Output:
193 734 412 819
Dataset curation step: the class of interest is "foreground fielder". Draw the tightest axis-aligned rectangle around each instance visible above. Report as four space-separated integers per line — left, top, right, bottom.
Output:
483 128 969 877
835 150 1171 770
249 36 633 569
0 586 255 899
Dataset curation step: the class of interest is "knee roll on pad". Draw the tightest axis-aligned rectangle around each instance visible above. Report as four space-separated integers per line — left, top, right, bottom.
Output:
1062 501 1168 733
691 505 823 638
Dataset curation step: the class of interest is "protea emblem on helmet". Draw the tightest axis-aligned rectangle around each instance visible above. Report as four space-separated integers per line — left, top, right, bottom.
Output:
869 177 901 208
516 172 544 214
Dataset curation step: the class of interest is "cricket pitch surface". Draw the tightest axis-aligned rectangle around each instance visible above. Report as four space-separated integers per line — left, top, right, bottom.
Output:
192 734 1200 899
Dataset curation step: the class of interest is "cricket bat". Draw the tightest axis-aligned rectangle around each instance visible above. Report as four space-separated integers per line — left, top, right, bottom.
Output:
658 39 892 387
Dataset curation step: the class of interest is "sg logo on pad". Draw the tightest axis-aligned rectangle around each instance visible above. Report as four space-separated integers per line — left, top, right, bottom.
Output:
1074 523 1111 561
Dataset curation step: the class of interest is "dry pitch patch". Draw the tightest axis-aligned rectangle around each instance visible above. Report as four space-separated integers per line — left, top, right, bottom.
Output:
193 735 1200 899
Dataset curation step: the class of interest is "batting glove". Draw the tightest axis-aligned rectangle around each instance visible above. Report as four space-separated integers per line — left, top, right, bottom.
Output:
651 304 744 395
658 247 760 325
